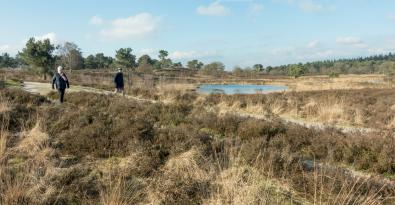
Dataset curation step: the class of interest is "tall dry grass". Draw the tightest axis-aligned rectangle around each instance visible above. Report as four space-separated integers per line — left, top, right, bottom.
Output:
100 176 144 205
205 143 388 205
0 173 30 205
148 148 210 204
0 129 6 162
302 97 347 124
17 122 49 156
98 154 146 205
1 87 393 204
0 100 10 113
306 162 386 205
0 97 9 162
290 75 387 91
206 88 395 130
204 143 300 205
0 119 59 205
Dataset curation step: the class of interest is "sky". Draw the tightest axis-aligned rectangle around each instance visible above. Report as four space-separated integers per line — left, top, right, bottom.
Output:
0 0 395 69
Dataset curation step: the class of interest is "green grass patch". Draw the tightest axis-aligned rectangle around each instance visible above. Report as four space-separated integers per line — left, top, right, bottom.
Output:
0 79 23 88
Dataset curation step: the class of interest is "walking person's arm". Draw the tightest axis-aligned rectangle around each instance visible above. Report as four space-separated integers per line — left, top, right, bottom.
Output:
52 75 56 89
114 73 119 85
66 74 70 89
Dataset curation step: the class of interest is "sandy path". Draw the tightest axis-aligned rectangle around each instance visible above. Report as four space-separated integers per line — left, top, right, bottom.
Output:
23 81 156 103
236 112 377 133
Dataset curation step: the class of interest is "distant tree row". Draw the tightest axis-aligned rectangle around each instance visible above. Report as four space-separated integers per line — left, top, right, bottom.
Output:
0 53 19 68
230 54 395 78
0 38 203 78
5 38 216 78
266 53 395 77
2 37 395 79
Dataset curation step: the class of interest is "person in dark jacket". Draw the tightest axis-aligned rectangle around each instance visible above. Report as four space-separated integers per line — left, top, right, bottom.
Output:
114 68 125 96
52 66 70 103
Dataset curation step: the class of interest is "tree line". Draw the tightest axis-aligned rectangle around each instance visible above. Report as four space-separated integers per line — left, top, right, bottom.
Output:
1 37 395 78
0 38 212 79
229 54 395 78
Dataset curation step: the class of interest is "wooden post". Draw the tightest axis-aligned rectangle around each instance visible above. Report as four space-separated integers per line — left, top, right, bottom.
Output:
127 67 131 94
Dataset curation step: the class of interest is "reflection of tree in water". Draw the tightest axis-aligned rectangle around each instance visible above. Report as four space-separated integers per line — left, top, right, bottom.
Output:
255 89 263 94
212 89 225 94
199 84 288 94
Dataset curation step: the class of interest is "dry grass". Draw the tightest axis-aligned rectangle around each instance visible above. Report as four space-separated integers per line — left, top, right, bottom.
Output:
328 180 384 205
302 98 347 124
205 145 303 205
0 119 58 205
0 130 7 161
205 88 395 130
96 152 147 205
288 75 388 91
206 165 276 205
0 174 30 205
100 176 142 205
306 165 387 205
156 83 197 103
205 153 297 205
0 101 10 113
163 148 208 181
157 83 196 93
17 122 49 157
148 148 210 204
1 87 394 204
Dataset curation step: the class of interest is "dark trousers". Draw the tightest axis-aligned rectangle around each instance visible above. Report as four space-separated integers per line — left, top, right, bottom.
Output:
58 88 65 103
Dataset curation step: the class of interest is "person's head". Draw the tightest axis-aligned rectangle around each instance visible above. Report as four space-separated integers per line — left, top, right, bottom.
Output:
57 66 63 74
117 68 122 73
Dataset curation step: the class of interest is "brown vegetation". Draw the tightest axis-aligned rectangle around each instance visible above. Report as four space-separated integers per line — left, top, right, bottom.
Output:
0 87 394 204
203 88 395 130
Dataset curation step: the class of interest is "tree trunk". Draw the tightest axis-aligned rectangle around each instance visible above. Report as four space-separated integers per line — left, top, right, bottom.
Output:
43 73 47 80
127 68 131 93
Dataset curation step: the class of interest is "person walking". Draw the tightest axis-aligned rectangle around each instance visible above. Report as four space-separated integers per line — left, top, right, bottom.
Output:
52 66 70 103
114 68 125 96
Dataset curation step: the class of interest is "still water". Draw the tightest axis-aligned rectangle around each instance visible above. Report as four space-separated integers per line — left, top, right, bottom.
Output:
197 84 288 94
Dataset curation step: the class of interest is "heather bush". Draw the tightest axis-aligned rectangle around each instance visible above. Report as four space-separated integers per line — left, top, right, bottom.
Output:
0 88 394 204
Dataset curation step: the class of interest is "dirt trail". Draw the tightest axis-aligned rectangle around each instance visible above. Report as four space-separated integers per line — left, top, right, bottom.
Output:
23 81 156 103
23 81 376 134
234 111 377 133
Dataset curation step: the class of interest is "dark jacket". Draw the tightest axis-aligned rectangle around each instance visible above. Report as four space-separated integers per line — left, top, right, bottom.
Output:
114 72 124 88
52 73 70 90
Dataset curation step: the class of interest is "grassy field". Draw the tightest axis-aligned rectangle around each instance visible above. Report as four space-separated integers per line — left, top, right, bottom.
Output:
202 89 395 130
1 69 395 204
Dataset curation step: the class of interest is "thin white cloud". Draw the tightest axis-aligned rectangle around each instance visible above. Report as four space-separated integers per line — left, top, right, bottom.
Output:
90 15 104 25
0 44 21 55
197 2 231 17
367 48 387 54
293 49 335 61
138 48 158 57
336 36 364 46
273 0 331 12
272 0 295 4
298 0 323 12
100 13 161 40
249 3 264 15
307 40 320 48
169 50 219 60
388 14 395 21
0 45 11 52
35 32 57 43
271 47 296 55
308 49 334 58
84 33 93 40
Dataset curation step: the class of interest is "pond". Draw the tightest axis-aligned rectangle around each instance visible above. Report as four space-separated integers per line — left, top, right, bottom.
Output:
197 84 288 94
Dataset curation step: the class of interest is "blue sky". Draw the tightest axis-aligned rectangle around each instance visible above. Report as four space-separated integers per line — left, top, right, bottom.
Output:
1 0 395 69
